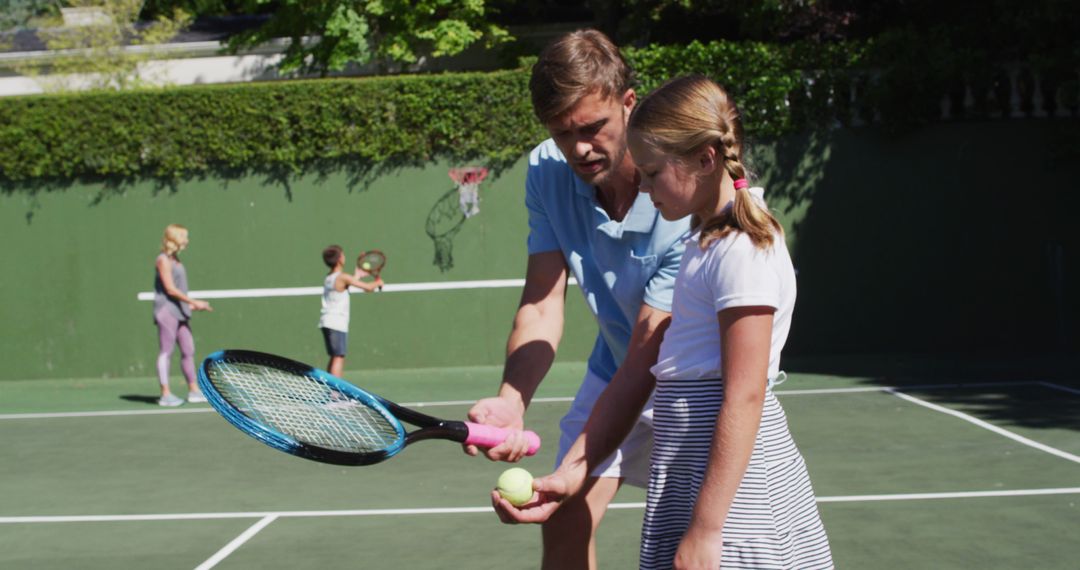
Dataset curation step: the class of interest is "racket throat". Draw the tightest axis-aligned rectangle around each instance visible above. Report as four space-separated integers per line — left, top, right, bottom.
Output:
405 421 471 446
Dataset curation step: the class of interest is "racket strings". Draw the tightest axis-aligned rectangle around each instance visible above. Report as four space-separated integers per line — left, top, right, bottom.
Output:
207 360 401 453
359 251 386 270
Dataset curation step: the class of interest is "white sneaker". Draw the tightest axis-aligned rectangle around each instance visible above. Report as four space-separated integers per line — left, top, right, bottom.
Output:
187 391 207 404
158 394 184 407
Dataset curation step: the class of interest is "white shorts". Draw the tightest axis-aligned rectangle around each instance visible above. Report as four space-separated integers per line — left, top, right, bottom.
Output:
555 368 654 488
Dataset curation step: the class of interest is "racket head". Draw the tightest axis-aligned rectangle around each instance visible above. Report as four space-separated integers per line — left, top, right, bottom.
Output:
356 249 386 273
197 349 406 466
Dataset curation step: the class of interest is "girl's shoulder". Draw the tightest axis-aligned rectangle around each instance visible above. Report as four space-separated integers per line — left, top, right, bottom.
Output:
701 229 760 260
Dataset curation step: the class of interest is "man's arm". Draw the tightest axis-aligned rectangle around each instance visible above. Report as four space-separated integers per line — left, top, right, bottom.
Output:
500 250 569 410
466 250 568 460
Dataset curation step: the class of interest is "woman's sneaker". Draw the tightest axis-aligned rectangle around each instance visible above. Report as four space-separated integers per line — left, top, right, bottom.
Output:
187 391 207 404
158 394 184 407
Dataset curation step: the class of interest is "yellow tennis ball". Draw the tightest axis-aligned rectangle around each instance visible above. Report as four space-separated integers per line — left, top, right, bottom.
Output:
361 262 371 270
496 467 534 507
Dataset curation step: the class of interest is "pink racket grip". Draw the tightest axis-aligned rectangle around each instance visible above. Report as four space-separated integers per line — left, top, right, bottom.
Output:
464 423 541 456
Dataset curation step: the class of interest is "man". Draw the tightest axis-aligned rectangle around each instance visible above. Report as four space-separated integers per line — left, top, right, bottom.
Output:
465 30 691 569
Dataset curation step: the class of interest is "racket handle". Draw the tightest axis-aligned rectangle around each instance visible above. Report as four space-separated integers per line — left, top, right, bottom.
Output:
464 423 541 456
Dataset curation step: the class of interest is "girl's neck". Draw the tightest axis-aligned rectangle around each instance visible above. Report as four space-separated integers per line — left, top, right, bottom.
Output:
695 174 737 222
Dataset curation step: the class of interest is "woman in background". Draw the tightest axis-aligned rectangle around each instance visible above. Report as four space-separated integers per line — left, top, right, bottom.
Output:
153 224 212 407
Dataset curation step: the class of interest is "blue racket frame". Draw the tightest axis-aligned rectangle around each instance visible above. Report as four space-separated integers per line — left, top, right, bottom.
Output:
197 349 408 466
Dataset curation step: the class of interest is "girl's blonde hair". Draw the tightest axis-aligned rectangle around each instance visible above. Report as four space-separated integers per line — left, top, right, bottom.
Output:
161 224 188 255
629 74 782 249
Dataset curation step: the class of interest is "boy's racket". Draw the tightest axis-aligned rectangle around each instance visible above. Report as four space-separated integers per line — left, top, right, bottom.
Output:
357 249 386 291
197 349 541 466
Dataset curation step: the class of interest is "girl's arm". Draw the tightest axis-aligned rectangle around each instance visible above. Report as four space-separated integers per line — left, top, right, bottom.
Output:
674 305 773 570
156 256 211 311
492 302 670 523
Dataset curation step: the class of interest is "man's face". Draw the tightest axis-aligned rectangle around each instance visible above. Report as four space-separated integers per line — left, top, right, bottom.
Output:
544 89 636 188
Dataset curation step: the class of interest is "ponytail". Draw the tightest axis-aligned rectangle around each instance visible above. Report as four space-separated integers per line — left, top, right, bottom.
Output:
699 147 782 250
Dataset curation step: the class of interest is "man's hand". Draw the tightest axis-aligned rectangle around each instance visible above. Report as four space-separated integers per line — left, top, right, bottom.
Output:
465 396 532 462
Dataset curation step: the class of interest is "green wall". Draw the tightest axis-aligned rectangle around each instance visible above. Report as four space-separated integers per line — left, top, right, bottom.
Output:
0 158 599 381
756 121 1080 355
2 119 1077 381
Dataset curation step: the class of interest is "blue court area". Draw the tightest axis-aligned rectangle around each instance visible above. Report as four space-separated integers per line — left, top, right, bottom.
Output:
1 362 1077 569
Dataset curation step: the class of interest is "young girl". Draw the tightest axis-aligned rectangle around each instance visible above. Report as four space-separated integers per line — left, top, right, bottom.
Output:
493 75 833 569
153 224 212 406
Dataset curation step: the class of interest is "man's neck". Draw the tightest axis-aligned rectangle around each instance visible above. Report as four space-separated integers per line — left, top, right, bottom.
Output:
595 159 639 222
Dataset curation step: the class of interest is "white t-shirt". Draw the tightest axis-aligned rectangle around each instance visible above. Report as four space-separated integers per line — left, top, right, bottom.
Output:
318 272 350 332
650 191 796 381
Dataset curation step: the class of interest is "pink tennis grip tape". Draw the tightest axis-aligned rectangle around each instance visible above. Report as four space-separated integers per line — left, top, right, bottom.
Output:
464 423 541 456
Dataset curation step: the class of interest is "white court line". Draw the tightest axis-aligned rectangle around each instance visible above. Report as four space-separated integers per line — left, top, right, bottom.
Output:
0 408 216 420
3 487 1079 524
195 514 278 570
1039 381 1080 396
887 389 1080 465
2 381 1071 421
135 278 580 301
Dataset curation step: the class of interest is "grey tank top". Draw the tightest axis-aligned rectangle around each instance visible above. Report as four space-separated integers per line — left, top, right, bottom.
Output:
154 253 192 320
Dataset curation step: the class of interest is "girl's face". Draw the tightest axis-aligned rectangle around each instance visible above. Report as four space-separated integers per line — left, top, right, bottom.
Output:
630 134 711 221
176 232 190 252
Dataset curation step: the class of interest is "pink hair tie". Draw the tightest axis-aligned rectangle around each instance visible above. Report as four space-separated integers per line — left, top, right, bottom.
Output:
733 178 749 190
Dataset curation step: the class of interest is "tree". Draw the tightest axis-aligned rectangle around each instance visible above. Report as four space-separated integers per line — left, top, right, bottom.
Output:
224 0 511 76
11 0 192 91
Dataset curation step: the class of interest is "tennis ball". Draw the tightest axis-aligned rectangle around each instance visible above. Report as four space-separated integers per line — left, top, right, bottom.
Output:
361 262 371 270
496 467 534 507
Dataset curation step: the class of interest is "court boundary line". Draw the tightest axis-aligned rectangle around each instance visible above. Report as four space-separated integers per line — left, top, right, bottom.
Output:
887 388 1080 465
195 514 277 570
2 487 1078 525
3 379 1073 421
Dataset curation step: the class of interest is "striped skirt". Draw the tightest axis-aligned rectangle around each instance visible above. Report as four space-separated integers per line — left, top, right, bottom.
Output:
640 377 833 569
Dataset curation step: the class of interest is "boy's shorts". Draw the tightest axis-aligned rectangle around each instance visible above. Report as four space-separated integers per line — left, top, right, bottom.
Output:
320 327 348 357
555 368 655 488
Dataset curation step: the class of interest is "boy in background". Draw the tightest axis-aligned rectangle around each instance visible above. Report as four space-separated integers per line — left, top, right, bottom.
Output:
320 245 383 377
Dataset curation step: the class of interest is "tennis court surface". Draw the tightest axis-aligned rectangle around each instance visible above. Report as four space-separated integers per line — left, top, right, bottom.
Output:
1 360 1077 569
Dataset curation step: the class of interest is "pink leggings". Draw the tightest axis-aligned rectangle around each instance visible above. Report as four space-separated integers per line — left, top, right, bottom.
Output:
155 309 196 388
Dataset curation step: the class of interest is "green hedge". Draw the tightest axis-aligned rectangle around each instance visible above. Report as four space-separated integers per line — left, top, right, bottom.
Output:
0 70 544 183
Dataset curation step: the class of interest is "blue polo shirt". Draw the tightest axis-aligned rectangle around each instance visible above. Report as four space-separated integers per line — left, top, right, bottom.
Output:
525 139 691 383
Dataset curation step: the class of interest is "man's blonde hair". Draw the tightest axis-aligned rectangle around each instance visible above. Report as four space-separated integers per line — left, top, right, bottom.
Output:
529 29 635 124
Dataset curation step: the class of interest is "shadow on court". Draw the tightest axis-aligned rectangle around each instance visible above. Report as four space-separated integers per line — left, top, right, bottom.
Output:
119 394 161 405
786 352 1080 432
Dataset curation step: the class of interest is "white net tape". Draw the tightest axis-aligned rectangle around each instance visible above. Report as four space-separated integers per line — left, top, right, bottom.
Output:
208 360 400 453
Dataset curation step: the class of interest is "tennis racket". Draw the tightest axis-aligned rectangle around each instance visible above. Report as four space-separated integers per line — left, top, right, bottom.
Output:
197 349 541 466
357 249 386 291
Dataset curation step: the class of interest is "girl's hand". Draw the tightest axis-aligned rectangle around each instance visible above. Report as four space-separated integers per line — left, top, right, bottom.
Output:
490 471 575 525
673 526 724 570
190 300 212 312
